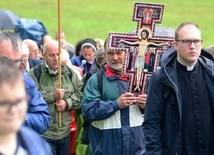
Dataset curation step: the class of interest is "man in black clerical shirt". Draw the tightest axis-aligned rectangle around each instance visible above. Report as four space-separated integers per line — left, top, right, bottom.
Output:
143 22 214 155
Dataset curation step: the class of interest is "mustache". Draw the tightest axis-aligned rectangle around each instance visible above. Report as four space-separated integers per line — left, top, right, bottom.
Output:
111 60 123 64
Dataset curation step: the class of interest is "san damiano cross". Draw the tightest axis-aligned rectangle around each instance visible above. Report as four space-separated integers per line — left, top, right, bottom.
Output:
107 2 174 96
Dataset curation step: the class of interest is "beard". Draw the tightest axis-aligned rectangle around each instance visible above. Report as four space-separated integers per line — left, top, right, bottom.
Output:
107 60 124 73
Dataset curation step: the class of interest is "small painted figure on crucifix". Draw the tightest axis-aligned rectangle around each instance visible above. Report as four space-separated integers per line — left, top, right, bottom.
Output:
119 27 170 91
142 8 154 23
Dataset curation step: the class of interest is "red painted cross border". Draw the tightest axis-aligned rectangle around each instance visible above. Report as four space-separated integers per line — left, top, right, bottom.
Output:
107 2 174 96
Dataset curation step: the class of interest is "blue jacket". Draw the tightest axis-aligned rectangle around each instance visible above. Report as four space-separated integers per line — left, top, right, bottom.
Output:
18 126 51 155
71 55 95 74
82 65 145 155
143 50 214 155
23 74 50 134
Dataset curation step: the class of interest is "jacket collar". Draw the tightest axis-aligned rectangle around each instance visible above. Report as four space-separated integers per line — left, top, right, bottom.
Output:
42 62 68 76
161 52 214 91
105 64 129 81
162 48 213 67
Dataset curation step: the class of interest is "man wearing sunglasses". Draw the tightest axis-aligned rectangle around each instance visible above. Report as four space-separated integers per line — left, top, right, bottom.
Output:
143 22 214 154
0 32 50 134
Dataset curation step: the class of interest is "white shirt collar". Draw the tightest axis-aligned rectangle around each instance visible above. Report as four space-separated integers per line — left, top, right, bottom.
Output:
44 61 58 73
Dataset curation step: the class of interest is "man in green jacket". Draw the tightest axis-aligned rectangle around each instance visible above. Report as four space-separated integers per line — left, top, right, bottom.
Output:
28 40 82 155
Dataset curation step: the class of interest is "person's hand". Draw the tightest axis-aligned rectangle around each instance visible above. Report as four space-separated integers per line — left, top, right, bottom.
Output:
135 94 147 109
55 99 67 112
117 92 136 109
53 83 65 100
165 42 171 46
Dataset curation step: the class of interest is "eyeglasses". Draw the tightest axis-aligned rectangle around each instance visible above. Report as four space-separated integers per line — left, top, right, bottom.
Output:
176 39 203 46
0 95 28 114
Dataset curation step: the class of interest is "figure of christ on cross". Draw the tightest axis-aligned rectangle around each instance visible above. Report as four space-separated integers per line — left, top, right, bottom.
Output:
119 27 170 91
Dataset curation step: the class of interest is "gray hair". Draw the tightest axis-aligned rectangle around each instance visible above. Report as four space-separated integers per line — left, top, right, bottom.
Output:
0 32 22 53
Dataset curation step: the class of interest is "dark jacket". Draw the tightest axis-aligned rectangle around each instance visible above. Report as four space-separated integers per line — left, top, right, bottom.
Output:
161 48 214 67
18 126 52 155
28 58 42 68
143 50 214 155
23 74 50 134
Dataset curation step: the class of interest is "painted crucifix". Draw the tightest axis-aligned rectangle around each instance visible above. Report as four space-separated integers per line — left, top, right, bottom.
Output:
107 2 174 96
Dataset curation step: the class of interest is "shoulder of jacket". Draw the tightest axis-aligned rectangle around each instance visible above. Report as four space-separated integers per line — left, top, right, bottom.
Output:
18 126 51 154
23 74 36 89
72 56 82 66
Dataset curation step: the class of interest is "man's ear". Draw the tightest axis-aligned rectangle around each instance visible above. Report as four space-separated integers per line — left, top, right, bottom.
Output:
173 41 178 50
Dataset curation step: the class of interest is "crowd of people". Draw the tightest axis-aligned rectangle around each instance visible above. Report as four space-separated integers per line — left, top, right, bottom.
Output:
0 21 214 155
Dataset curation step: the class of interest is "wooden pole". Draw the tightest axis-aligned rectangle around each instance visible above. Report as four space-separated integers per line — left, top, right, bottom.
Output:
57 0 62 128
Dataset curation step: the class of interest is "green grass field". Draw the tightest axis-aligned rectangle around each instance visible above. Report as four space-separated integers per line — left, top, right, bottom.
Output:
1 0 213 48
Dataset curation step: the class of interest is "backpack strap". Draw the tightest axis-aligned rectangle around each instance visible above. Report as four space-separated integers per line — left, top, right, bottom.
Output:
33 64 42 82
81 69 104 145
96 69 104 98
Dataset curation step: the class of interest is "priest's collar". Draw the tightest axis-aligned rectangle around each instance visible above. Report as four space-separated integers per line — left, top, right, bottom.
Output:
177 58 195 71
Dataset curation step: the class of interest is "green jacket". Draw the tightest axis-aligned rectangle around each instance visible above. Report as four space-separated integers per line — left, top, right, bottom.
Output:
28 62 82 140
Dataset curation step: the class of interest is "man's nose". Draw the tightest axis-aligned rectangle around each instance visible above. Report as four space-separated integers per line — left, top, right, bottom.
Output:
112 53 119 60
190 41 196 48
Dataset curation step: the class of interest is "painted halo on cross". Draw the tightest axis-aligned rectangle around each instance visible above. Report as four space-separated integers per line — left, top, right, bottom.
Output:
137 27 152 40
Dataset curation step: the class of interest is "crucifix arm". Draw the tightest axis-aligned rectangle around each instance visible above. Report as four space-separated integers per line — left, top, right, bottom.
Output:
119 39 139 45
149 42 170 47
